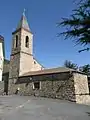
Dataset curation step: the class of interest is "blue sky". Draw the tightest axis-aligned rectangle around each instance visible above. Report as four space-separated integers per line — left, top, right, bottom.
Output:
0 0 89 68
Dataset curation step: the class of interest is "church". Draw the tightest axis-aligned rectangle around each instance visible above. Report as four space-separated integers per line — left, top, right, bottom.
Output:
1 12 90 105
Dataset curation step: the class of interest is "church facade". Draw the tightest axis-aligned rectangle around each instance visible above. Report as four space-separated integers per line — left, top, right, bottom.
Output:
1 12 90 105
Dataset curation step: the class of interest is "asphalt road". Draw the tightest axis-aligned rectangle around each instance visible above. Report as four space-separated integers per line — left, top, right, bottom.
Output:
0 95 90 120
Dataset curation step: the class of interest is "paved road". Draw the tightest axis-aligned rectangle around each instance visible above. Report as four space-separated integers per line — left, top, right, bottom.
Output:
0 95 90 120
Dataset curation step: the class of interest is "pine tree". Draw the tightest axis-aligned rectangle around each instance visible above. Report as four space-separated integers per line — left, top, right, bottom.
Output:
58 0 90 52
64 60 78 70
79 64 90 74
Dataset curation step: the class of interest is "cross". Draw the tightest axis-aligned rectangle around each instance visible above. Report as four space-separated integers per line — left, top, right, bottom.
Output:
23 8 26 16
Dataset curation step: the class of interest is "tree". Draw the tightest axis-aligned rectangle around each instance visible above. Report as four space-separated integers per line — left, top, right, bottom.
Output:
64 60 78 70
58 0 90 52
79 64 90 74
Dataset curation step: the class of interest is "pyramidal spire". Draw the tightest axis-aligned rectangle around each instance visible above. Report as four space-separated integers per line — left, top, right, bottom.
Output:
16 9 30 31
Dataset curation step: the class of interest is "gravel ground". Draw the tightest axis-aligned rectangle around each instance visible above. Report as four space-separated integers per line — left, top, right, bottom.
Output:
0 95 90 120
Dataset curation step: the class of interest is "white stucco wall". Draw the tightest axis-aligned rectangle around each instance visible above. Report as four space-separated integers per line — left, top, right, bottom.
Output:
31 59 44 71
19 52 33 76
0 42 4 81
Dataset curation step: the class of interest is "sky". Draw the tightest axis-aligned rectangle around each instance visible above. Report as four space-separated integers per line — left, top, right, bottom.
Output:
0 0 89 68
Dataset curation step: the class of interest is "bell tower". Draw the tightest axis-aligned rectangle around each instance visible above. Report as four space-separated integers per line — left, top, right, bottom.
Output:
9 11 33 88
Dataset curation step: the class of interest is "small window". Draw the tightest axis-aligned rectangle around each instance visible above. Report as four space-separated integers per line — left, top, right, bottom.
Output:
34 61 36 64
25 36 29 48
33 82 40 90
15 35 18 48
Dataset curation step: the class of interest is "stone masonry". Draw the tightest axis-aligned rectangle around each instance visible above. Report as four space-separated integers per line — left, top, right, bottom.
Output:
9 71 90 105
73 73 90 104
11 72 76 102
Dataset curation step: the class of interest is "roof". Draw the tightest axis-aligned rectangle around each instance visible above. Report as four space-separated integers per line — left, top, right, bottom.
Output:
22 67 76 77
0 35 5 57
16 12 30 32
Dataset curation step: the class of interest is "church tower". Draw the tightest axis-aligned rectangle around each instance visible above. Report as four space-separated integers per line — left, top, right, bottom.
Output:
9 12 43 93
9 12 34 85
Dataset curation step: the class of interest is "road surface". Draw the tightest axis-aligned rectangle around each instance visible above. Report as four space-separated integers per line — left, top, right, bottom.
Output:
0 95 90 120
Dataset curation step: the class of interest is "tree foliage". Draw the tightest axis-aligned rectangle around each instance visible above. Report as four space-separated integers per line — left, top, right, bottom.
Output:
58 0 90 52
79 64 90 74
64 60 78 70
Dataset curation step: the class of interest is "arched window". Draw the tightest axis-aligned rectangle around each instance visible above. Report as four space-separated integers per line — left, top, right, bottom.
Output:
15 35 18 48
25 36 29 48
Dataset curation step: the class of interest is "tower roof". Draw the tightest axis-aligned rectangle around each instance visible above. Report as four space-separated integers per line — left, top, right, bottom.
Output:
16 11 31 32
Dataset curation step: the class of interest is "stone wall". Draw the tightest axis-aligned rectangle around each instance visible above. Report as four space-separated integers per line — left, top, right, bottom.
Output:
39 78 75 101
9 53 20 94
11 30 21 54
0 81 4 95
9 72 90 104
9 53 20 79
0 42 4 81
73 73 90 104
9 79 19 94
12 72 76 102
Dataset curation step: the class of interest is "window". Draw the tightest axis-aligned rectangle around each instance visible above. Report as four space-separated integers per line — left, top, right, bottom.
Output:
15 35 18 48
33 82 41 90
34 61 36 64
25 36 29 48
